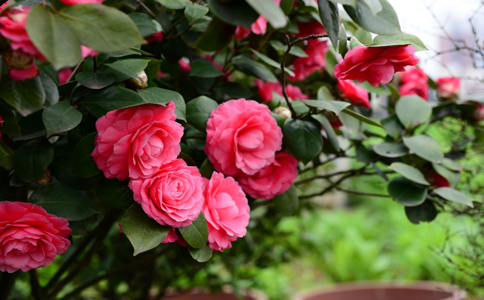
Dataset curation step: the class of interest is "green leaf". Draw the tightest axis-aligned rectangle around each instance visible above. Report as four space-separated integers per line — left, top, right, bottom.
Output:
283 119 323 164
0 77 45 117
138 87 186 122
156 0 188 9
433 187 473 207
26 5 81 69
40 74 60 107
381 114 403 140
199 159 214 179
94 179 133 209
405 201 437 225
81 86 144 117
215 82 253 98
344 0 401 35
341 109 383 128
104 59 149 80
246 0 287 29
270 41 308 57
387 177 427 207
178 212 209 249
194 17 236 52
189 59 224 78
368 32 428 52
50 154 97 191
42 102 82 137
30 183 99 221
403 135 444 163
60 4 145 53
273 185 299 215
389 162 430 185
231 56 278 83
302 99 350 114
317 86 334 100
338 23 348 56
441 158 461 172
249 48 295 77
373 142 408 158
187 244 212 263
72 132 101 178
76 72 116 90
349 35 364 49
14 141 54 183
362 0 383 14
129 13 162 37
206 0 259 28
355 144 376 163
312 114 340 152
432 163 461 187
395 95 431 129
325 48 339 77
318 0 339 50
184 2 209 25
122 204 170 256
356 81 391 95
186 96 218 132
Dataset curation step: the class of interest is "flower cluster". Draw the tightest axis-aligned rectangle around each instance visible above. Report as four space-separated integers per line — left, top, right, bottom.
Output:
398 66 429 100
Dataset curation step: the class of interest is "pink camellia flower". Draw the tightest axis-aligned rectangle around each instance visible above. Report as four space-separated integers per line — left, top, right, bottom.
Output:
129 159 204 227
286 84 309 100
437 77 460 99
234 0 281 39
255 79 282 102
161 227 187 246
0 201 71 273
205 98 283 177
236 151 298 200
58 68 72 85
336 79 370 108
425 170 450 188
235 27 251 40
288 39 328 81
145 31 163 43
296 21 326 37
399 81 429 100
8 63 38 80
92 103 183 181
334 45 420 87
400 66 427 84
203 172 250 252
59 0 104 5
178 57 191 73
81 45 99 58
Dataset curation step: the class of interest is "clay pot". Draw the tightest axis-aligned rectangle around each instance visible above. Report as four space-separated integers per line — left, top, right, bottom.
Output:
293 281 466 300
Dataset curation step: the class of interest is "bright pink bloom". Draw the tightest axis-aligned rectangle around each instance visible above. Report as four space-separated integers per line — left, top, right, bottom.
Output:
255 80 283 102
145 31 163 43
399 81 429 100
178 57 191 73
334 45 419 87
337 80 370 108
236 151 298 200
81 46 99 58
8 63 38 80
296 21 326 37
162 228 179 243
0 6 43 60
205 99 283 177
286 84 309 100
59 0 104 5
129 159 204 227
0 201 71 273
58 68 72 85
400 66 427 84
235 0 281 39
235 27 251 40
203 173 250 252
288 40 328 81
437 77 460 99
92 103 183 181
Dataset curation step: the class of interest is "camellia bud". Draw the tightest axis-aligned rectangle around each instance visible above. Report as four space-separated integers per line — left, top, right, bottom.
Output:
1 48 34 70
273 106 291 120
126 71 148 90
36 168 53 186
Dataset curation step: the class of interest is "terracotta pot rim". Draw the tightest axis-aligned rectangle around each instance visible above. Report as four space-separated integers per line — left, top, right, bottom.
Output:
293 280 467 300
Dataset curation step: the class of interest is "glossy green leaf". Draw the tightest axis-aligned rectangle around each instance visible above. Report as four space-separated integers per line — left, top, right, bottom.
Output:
122 204 170 256
318 0 339 50
40 74 60 107
341 109 383 127
156 0 188 9
283 119 323 164
82 86 144 117
432 163 460 187
0 77 45 117
26 5 81 69
231 56 278 83
357 81 391 95
194 17 236 52
246 0 287 29
403 135 444 163
317 86 334 100
186 96 218 132
313 114 340 152
395 95 431 129
76 72 116 89
14 141 54 183
95 179 134 209
138 87 186 122
206 0 259 28
72 132 101 178
178 213 209 249
344 0 401 35
42 102 82 137
349 35 364 49
249 48 295 77
433 188 473 207
270 40 308 57
302 99 350 114
338 23 348 56
104 59 149 80
381 114 403 140
187 244 212 263
405 201 437 224
215 82 253 98
189 59 224 78
389 162 430 185
387 177 427 207
129 12 162 37
60 4 145 52
30 183 99 221
273 185 299 215
368 32 428 52
184 2 209 24
373 142 408 158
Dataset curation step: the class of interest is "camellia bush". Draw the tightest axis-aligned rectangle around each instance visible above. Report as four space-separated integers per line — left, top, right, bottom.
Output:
0 0 481 298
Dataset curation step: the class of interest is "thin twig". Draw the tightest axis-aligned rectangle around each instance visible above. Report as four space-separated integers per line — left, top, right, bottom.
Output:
66 59 83 83
137 0 159 21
